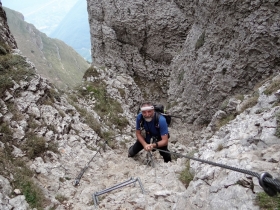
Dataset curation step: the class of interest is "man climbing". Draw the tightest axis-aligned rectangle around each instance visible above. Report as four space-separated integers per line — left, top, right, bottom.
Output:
128 102 171 163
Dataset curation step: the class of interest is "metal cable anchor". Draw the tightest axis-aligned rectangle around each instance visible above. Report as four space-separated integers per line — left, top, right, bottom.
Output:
92 177 145 208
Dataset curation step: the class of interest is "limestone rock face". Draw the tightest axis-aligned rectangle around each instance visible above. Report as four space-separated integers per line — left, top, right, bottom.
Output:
87 0 280 123
168 0 280 125
0 6 17 49
87 0 190 101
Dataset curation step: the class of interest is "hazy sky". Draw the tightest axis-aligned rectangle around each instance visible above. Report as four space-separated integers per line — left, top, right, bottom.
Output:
2 0 79 35
2 0 79 14
2 0 91 61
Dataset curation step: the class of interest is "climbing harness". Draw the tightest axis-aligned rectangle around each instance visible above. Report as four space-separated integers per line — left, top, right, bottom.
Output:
154 148 280 197
92 177 145 208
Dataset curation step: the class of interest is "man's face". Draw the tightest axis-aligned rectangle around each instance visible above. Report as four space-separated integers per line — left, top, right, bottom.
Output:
142 109 154 118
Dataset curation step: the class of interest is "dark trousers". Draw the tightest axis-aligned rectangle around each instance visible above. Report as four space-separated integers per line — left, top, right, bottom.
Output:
128 140 171 163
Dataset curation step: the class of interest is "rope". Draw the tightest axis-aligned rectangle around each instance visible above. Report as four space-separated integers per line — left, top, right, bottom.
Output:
154 148 280 196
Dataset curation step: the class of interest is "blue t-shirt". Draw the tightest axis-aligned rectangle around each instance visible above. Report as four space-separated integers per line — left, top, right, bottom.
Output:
136 113 169 143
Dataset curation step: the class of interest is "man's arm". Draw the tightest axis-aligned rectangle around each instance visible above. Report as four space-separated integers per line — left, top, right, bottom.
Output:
135 113 149 150
148 134 168 150
136 130 150 151
157 134 168 147
147 114 169 150
145 134 168 151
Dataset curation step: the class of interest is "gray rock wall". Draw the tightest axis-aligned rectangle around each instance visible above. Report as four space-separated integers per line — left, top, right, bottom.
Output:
0 6 17 49
87 0 191 102
168 0 280 125
87 0 280 123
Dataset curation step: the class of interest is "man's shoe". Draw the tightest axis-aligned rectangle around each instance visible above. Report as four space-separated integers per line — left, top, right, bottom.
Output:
128 146 134 157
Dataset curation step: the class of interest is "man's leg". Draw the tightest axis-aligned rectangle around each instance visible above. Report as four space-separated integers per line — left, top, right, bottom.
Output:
128 140 143 157
158 145 171 163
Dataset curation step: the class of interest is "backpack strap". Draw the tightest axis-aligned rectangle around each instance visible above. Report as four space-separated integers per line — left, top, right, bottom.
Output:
154 112 160 128
155 112 170 139
140 114 144 130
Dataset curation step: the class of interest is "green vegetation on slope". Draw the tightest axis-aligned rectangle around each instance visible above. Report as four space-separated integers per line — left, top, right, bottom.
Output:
255 192 280 210
0 41 35 97
68 66 129 137
4 7 90 89
0 44 48 209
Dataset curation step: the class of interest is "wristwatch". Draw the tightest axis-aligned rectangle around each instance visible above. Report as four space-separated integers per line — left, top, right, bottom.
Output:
155 142 158 148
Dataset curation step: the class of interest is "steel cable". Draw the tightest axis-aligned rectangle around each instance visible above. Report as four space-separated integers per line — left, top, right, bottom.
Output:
154 148 280 196
73 133 125 186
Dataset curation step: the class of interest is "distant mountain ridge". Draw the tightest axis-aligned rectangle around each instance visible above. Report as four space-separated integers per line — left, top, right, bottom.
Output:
50 0 91 62
2 0 78 35
4 7 90 89
2 0 91 62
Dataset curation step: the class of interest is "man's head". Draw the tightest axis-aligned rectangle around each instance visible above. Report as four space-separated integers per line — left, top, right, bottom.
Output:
140 102 155 122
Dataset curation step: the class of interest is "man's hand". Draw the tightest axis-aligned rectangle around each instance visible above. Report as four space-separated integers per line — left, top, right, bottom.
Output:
144 144 153 151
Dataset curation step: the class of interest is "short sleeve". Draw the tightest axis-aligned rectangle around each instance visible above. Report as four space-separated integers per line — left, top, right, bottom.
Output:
158 115 169 136
136 113 142 130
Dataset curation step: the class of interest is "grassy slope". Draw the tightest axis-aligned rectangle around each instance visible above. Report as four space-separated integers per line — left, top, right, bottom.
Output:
4 7 90 89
